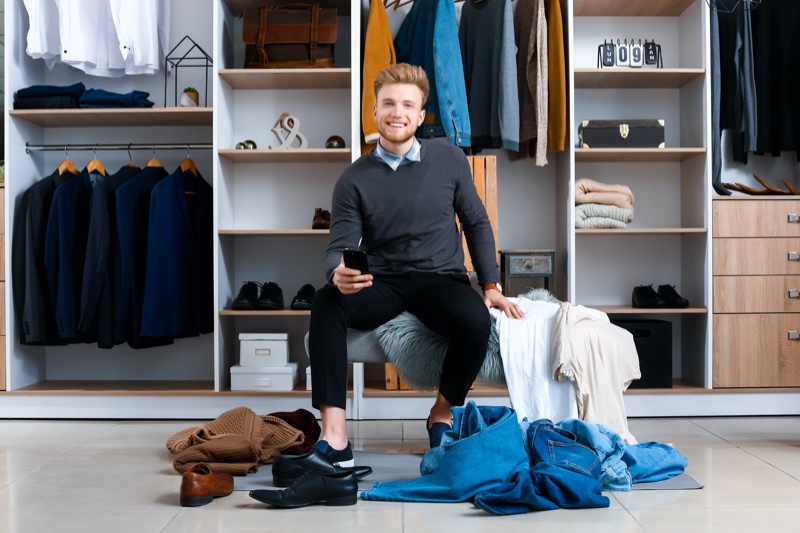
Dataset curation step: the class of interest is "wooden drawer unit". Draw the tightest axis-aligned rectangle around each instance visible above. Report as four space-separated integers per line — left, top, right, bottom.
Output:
712 198 800 388
713 198 800 238
713 238 800 276
713 314 800 387
714 276 800 314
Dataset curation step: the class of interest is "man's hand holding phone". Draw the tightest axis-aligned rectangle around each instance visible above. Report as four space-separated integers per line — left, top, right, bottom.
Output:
334 249 373 295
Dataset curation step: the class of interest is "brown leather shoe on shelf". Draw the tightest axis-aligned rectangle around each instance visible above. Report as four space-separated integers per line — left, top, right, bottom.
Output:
179 462 235 507
312 208 331 230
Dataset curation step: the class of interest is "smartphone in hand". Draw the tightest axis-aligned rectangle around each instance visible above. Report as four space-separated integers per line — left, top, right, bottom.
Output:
342 249 369 274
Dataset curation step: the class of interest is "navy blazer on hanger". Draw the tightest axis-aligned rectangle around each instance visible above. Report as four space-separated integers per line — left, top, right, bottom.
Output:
140 166 213 338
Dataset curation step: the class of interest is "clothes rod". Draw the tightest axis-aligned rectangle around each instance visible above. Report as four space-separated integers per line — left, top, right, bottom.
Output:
25 142 213 154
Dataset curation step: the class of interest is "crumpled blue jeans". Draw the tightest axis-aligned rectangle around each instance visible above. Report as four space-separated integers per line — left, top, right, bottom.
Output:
557 419 688 490
473 419 609 515
361 402 528 502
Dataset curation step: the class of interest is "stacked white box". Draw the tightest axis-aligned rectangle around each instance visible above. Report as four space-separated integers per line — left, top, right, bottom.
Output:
230 363 298 391
239 333 288 366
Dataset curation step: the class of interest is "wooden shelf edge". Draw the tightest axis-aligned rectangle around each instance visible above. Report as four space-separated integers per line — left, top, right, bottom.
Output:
575 147 706 162
588 306 708 314
218 229 330 235
218 148 351 163
9 107 213 127
574 68 705 89
220 309 311 316
218 68 352 90
574 0 696 17
576 228 707 235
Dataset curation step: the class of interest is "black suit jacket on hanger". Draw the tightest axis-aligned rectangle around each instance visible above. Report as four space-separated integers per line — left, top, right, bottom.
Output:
78 165 143 347
11 171 72 345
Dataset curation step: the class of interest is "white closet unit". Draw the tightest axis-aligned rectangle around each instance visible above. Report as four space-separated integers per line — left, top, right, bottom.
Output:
2 0 798 418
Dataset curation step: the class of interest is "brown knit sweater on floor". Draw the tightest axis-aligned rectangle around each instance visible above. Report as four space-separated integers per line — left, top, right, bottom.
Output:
166 406 305 475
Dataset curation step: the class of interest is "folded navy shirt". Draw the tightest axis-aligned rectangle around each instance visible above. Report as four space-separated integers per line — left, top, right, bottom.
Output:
15 82 86 99
79 89 155 108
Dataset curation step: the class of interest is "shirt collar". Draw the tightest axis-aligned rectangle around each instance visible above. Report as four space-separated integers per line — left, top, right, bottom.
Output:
373 137 422 171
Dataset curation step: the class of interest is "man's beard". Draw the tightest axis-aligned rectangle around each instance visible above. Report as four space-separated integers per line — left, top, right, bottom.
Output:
378 122 416 144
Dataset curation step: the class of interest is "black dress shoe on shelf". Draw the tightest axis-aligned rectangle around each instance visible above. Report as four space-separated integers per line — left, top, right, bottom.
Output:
657 284 690 308
631 284 666 308
249 470 358 508
257 281 284 310
290 284 316 311
231 281 260 310
272 442 372 488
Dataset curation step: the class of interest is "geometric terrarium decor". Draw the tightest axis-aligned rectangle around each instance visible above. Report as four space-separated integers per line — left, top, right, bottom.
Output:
164 35 213 107
705 0 762 13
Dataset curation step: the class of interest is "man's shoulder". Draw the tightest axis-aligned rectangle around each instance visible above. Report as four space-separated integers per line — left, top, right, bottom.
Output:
419 138 466 159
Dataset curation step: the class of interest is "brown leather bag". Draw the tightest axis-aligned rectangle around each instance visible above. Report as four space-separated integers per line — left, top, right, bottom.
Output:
242 3 338 69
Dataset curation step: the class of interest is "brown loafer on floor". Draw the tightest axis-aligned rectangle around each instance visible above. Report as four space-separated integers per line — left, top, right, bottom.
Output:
180 462 235 507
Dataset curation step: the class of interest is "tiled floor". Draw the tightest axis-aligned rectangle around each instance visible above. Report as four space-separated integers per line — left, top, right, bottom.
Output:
1 416 799 532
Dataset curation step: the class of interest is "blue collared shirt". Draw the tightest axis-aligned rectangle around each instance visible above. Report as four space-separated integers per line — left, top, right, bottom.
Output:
373 137 422 171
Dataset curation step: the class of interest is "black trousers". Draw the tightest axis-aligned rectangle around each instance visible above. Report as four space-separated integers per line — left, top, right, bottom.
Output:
308 272 491 410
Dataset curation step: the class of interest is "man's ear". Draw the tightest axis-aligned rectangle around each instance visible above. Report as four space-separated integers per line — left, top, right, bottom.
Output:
418 109 426 126
373 104 378 121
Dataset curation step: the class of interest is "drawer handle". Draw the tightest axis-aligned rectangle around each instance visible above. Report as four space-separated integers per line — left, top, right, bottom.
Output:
790 289 800 299
790 214 800 223
790 252 800 261
790 331 800 341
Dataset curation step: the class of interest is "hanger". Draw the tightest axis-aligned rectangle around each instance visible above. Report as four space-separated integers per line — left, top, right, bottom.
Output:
181 145 198 195
385 0 413 10
57 145 79 176
127 144 138 167
146 144 163 168
86 145 106 176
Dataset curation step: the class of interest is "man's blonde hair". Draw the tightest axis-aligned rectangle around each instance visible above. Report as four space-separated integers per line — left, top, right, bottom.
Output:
374 63 430 106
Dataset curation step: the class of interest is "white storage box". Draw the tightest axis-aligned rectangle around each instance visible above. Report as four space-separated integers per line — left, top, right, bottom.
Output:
230 363 298 391
239 333 289 366
306 366 312 390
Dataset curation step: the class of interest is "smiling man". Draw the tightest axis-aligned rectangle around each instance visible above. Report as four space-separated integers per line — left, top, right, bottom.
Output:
307 63 522 468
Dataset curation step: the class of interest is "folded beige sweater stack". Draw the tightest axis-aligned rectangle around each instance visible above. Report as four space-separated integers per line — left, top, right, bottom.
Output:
574 178 635 229
575 178 635 210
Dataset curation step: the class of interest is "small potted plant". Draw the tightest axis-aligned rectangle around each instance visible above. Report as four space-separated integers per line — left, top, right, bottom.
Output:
180 86 199 107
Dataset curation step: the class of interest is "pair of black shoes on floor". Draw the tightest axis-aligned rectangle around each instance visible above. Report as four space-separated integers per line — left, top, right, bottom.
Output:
632 284 689 308
232 282 315 311
249 441 372 508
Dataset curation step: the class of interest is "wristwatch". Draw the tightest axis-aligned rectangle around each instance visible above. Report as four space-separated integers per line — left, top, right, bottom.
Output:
482 282 502 294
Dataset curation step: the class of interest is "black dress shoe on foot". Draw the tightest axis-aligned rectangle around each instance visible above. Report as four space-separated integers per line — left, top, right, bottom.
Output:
632 284 666 308
250 470 358 508
231 281 260 310
257 281 284 310
657 284 690 308
272 442 372 487
290 284 316 311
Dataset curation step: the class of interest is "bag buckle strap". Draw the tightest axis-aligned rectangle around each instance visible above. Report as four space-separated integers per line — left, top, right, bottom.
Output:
256 7 270 66
309 3 319 65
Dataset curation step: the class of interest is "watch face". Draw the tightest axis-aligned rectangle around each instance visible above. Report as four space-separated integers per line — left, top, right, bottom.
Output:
496 283 503 294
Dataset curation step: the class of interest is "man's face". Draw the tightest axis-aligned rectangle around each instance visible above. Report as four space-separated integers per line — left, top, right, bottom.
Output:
373 83 426 147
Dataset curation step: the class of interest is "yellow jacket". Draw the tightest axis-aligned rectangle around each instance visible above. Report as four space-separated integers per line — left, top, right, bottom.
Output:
362 0 396 144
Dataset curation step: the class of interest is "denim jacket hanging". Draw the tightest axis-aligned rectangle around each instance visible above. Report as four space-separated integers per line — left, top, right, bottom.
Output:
393 0 471 147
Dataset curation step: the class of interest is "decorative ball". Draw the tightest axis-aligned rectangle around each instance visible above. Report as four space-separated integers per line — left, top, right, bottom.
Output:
235 142 246 150
243 140 257 149
326 135 346 149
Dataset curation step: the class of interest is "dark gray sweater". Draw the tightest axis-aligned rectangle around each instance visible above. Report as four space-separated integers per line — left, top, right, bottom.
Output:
324 140 500 287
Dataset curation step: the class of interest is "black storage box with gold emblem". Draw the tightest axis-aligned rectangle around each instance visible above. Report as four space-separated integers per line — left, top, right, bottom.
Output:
578 119 665 149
